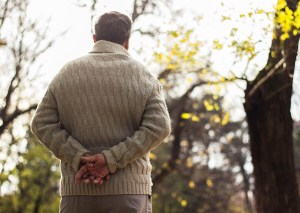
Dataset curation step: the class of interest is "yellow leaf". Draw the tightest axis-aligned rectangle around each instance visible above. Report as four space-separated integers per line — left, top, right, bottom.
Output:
192 115 200 122
167 63 177 70
192 103 199 109
280 33 289 41
293 29 298 35
206 178 213 188
181 113 191 119
186 77 193 83
221 15 230 21
150 153 157 160
170 31 179 38
213 40 223 50
257 9 264 14
162 162 169 169
214 103 220 111
221 112 230 126
186 157 193 168
181 200 187 207
188 180 195 189
155 53 163 61
277 0 287 11
159 78 165 84
213 115 221 123
204 100 214 111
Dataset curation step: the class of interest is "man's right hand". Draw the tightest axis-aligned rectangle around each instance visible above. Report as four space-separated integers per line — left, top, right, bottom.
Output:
75 154 110 184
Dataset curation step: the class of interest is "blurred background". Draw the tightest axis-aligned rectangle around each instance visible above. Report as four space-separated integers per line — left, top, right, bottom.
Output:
1 0 300 212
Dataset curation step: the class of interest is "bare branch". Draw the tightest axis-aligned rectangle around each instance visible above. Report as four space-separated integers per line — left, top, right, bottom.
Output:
0 104 37 135
0 62 21 119
167 75 238 114
247 57 285 97
0 0 11 30
132 0 151 22
132 28 156 36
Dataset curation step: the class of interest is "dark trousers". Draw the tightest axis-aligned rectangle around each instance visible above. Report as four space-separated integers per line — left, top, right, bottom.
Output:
60 195 152 213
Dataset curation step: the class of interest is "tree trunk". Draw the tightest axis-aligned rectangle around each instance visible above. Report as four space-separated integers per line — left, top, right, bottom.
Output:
244 1 300 212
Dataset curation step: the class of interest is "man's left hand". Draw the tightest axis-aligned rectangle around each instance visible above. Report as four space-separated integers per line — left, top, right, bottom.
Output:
75 154 110 184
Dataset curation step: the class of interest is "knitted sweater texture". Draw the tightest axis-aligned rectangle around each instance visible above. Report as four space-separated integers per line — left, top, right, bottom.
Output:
31 40 171 196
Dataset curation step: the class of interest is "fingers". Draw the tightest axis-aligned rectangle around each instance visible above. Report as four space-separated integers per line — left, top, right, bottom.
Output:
75 166 88 183
87 163 95 168
82 173 89 179
83 178 91 184
81 155 99 163
77 174 110 185
92 177 102 184
76 154 110 185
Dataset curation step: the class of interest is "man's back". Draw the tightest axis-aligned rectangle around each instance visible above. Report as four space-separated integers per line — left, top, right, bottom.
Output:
53 41 154 149
32 40 171 196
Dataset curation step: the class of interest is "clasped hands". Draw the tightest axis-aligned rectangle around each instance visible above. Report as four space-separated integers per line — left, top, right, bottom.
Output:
75 153 110 185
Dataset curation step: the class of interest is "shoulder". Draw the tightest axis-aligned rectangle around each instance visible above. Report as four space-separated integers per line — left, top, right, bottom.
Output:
47 56 87 90
129 58 161 86
61 55 91 72
123 58 162 97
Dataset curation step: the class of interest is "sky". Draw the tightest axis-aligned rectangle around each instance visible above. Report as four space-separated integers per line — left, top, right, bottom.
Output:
26 0 277 77
7 0 300 120
22 0 300 121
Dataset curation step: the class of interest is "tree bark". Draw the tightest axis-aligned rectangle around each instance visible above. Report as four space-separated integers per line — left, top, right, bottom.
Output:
244 1 300 212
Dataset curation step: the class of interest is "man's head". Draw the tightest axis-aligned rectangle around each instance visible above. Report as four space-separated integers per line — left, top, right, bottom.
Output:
93 11 132 49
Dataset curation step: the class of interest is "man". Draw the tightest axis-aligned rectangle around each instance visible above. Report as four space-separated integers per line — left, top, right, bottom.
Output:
31 11 171 213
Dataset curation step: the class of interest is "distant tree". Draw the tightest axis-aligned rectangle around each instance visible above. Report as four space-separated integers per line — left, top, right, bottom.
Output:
0 0 56 135
150 93 253 212
0 129 60 213
0 0 62 190
0 131 60 213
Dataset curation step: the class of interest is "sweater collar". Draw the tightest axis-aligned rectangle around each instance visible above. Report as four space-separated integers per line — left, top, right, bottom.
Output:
90 40 130 56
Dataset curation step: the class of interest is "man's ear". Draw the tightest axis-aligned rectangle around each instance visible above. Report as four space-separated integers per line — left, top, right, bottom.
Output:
93 34 97 43
124 37 130 50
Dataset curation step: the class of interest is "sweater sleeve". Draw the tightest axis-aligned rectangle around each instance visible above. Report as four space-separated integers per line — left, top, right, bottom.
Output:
31 87 90 171
102 84 171 174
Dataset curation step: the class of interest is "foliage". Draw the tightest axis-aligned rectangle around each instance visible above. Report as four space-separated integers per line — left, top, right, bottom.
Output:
3 0 299 212
150 93 252 212
275 0 300 40
0 0 62 209
0 130 60 213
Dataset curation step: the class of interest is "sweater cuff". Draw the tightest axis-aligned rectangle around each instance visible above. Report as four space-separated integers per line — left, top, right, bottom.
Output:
72 150 91 171
102 150 118 174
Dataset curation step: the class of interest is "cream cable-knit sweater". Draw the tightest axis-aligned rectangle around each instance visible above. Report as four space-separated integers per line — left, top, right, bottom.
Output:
31 40 171 196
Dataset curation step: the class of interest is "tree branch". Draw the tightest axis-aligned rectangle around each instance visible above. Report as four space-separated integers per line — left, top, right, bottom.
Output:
247 57 285 97
0 0 11 30
132 0 151 22
0 104 37 135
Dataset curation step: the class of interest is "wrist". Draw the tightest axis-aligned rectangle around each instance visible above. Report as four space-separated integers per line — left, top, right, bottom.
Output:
98 153 106 165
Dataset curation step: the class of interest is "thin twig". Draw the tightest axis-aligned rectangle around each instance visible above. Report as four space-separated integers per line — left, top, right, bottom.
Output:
247 57 285 97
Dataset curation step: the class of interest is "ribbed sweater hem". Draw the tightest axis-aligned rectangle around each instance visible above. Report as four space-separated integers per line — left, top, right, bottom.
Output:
60 176 152 196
